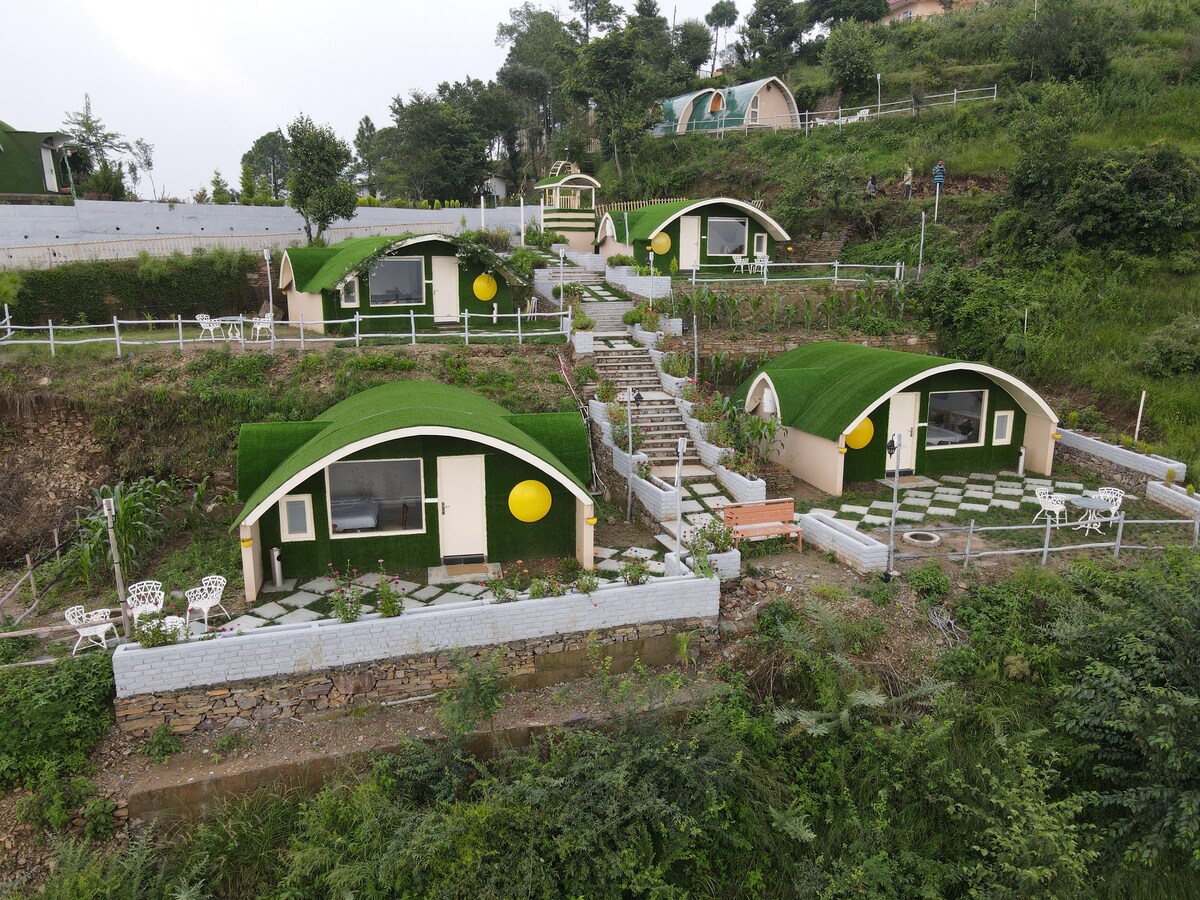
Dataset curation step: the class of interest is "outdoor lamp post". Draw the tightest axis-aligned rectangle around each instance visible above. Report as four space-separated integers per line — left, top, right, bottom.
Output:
625 388 644 522
558 247 566 306
877 73 882 116
674 436 688 560
646 245 656 310
263 248 273 311
884 434 902 579
102 496 130 638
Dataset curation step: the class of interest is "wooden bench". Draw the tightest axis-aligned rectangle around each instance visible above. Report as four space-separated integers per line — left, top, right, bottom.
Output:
722 499 802 550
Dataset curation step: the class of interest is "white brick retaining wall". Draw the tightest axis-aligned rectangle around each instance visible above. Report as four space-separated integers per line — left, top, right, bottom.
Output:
113 575 720 697
716 465 767 503
798 513 889 572
605 268 673 300
1146 481 1200 520
1058 430 1187 482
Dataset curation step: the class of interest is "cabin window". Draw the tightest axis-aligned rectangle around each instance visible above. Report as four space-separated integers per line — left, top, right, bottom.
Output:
368 258 425 306
925 390 988 450
279 494 315 542
707 217 748 256
709 93 724 113
902 9 912 19
338 277 359 309
753 232 768 257
993 410 1014 446
749 94 760 124
326 458 425 537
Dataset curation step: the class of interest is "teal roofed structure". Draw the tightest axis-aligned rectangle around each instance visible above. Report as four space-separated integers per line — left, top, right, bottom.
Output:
234 381 596 600
651 78 799 136
734 342 1060 496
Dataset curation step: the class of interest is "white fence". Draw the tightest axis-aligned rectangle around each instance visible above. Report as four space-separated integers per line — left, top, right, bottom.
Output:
0 304 572 355
687 260 906 286
0 222 460 271
652 86 998 138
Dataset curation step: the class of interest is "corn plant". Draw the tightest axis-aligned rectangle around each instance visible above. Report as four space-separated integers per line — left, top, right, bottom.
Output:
70 477 181 587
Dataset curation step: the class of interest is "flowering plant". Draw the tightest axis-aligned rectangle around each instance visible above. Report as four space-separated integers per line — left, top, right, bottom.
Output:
375 560 405 618
327 562 364 623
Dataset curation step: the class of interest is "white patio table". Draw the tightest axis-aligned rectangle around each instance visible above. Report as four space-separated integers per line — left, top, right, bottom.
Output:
1068 496 1111 535
215 316 243 340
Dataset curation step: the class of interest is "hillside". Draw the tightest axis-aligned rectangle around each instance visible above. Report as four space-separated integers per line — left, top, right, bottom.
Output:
599 0 1200 473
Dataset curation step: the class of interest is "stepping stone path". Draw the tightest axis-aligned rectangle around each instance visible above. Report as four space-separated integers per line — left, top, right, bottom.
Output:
831 472 1117 530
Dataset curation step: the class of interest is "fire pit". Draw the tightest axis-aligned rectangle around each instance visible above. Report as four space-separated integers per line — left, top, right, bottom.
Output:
902 530 941 547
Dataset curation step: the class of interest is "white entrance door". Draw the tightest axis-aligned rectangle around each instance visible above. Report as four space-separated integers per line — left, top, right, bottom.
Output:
431 256 460 324
886 392 920 474
679 216 701 271
437 455 487 560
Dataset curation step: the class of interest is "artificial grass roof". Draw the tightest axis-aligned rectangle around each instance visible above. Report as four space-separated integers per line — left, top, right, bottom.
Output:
732 342 958 441
235 381 591 527
534 173 601 190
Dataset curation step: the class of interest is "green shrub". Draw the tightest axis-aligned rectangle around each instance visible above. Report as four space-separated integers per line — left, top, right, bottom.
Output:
437 650 506 738
907 560 952 601
574 364 597 385
691 519 735 555
574 569 599 594
620 558 651 585
1137 315 1200 376
661 352 691 377
15 771 96 831
596 379 618 402
0 653 114 789
607 253 636 267
144 724 183 763
131 615 181 649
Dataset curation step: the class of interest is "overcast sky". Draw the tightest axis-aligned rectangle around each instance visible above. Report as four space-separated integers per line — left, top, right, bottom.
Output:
3 0 732 199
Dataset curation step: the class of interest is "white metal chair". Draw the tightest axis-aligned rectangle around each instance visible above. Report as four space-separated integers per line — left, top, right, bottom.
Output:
187 575 231 626
196 314 221 341
126 580 165 625
65 605 117 656
753 254 770 274
733 254 750 274
1032 487 1065 525
251 311 274 341
1097 487 1125 523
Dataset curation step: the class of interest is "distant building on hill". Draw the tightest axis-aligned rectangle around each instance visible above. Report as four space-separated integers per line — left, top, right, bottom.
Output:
0 119 74 200
886 0 955 23
649 78 800 137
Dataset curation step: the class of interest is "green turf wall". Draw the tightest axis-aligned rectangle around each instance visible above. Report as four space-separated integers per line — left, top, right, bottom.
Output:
255 435 576 581
319 243 514 331
842 371 1027 486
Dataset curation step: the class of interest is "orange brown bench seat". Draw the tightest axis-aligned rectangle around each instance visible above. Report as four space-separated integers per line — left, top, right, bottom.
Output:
721 499 802 550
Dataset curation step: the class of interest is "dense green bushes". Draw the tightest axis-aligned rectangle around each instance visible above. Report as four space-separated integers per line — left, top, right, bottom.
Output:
0 652 115 789
12 248 261 325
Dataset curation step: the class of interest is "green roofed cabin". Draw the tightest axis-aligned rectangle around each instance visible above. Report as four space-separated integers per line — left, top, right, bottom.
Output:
535 161 601 253
649 78 799 137
278 234 522 334
596 198 789 272
0 120 73 199
234 381 595 601
733 342 1060 496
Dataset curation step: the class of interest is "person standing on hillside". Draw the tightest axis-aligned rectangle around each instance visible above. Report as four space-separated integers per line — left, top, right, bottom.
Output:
902 164 913 200
933 159 946 196
866 175 877 199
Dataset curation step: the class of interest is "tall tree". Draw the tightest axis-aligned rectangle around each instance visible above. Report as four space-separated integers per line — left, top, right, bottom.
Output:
285 115 357 244
210 170 232 205
241 130 290 199
805 0 887 24
675 19 715 73
569 0 621 42
240 162 259 205
377 90 491 202
705 1 739 75
61 94 128 175
735 0 803 71
352 116 379 198
129 139 156 201
81 160 128 201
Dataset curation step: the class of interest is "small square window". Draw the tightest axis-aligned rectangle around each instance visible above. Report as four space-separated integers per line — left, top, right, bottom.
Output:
280 494 315 542
993 410 1014 446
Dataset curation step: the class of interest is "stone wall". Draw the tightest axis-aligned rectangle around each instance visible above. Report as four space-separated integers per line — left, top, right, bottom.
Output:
114 616 718 735
679 330 936 359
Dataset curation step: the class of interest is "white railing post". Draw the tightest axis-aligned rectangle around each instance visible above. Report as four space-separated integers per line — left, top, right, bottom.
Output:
299 315 305 351
1042 517 1053 565
837 107 842 133
517 309 523 344
833 261 839 285
1112 512 1125 558
963 519 974 570
113 316 121 357
238 316 245 352
354 313 361 349
177 314 184 350
953 88 958 107
48 319 55 357
3 303 10 338
410 310 416 344
895 261 902 281
464 311 470 345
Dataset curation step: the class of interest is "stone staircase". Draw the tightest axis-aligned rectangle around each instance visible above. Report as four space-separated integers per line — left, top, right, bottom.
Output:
594 344 701 466
583 300 635 332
